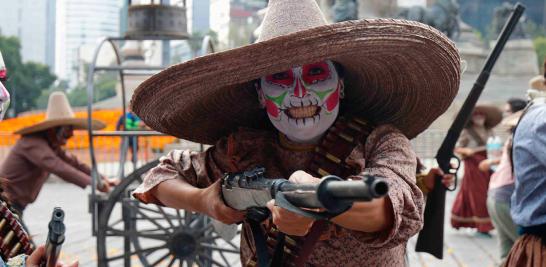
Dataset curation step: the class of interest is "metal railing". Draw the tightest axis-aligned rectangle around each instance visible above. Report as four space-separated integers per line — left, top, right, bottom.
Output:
0 132 197 178
1 129 454 173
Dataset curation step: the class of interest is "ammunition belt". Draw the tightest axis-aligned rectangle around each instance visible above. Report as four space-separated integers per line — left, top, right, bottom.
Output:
0 202 33 259
247 117 374 267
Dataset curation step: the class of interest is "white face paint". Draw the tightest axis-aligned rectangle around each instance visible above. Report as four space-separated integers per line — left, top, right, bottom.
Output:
0 81 9 121
258 60 342 143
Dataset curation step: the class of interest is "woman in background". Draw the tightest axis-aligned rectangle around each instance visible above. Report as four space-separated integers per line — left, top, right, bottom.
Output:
451 104 502 235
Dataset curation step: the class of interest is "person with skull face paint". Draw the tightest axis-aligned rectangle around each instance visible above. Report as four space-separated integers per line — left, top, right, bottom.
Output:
451 104 503 235
0 51 9 120
129 0 461 265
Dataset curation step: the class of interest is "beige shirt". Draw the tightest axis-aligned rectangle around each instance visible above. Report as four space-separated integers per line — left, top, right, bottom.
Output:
133 125 424 266
0 134 92 208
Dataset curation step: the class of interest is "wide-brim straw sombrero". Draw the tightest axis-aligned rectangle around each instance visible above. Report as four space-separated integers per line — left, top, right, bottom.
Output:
130 0 460 144
15 92 105 135
473 104 503 129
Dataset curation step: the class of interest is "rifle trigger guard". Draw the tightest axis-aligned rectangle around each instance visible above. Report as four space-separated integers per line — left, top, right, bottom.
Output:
274 192 347 220
446 155 461 192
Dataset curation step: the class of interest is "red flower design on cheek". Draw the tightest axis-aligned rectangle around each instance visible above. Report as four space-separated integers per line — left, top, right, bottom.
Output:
325 84 340 112
265 99 280 118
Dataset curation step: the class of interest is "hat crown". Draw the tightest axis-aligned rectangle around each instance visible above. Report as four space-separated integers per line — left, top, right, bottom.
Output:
529 75 546 92
257 0 328 42
45 92 75 120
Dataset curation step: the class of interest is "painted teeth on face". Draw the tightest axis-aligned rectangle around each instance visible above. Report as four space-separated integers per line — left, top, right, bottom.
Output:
288 105 318 118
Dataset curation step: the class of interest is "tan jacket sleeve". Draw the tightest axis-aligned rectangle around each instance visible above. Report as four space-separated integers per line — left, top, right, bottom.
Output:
56 149 92 176
340 124 424 249
132 137 233 205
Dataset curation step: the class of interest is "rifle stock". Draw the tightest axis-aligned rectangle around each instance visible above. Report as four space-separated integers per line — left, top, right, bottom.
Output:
415 3 525 259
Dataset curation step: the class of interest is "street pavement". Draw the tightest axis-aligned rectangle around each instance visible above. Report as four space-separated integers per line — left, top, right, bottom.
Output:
24 181 501 267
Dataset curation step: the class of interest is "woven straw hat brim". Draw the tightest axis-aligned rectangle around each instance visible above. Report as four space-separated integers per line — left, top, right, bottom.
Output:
14 118 105 135
474 105 503 129
131 19 460 144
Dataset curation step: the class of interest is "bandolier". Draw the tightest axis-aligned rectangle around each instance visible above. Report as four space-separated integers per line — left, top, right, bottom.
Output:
0 189 33 260
249 117 375 266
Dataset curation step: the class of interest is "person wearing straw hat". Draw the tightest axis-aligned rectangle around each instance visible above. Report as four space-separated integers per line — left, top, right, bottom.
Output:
504 67 546 267
130 0 460 265
0 52 79 267
477 100 526 264
451 104 502 235
0 92 117 223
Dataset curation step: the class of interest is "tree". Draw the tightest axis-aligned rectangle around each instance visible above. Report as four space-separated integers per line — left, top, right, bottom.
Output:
36 74 117 108
533 37 546 73
0 35 56 116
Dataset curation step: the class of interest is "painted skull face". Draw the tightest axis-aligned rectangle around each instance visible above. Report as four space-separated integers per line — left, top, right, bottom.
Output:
0 51 9 120
258 60 342 143
0 81 9 120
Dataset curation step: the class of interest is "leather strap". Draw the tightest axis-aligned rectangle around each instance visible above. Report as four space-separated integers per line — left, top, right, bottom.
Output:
248 219 271 267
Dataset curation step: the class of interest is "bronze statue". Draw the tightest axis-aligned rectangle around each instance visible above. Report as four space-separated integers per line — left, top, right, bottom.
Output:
397 0 461 40
332 0 358 22
491 2 527 39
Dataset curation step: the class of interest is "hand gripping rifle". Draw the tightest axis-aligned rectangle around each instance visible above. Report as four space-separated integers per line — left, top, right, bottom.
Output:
222 167 389 266
415 3 525 259
41 208 65 267
221 167 389 220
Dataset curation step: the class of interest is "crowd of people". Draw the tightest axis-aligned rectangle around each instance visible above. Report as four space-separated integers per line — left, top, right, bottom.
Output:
450 72 546 266
0 0 544 266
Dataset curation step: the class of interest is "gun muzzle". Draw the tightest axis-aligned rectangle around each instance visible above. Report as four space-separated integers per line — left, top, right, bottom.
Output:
42 208 65 267
279 174 389 213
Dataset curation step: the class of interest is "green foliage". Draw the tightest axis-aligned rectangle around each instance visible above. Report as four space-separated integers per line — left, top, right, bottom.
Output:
0 35 56 116
525 20 546 40
533 36 546 73
36 73 118 108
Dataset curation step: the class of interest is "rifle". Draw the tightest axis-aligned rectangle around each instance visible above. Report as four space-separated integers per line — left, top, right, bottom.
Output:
415 2 526 259
41 208 65 267
221 167 388 220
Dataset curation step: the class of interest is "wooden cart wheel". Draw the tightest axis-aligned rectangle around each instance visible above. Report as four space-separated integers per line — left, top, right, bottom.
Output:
96 160 241 267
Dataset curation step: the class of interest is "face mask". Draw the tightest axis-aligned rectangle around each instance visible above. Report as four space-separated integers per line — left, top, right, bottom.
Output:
258 60 342 143
0 81 9 121
472 114 486 126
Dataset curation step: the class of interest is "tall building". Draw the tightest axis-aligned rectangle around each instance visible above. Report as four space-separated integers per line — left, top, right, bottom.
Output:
55 0 122 85
190 0 211 34
0 0 56 69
